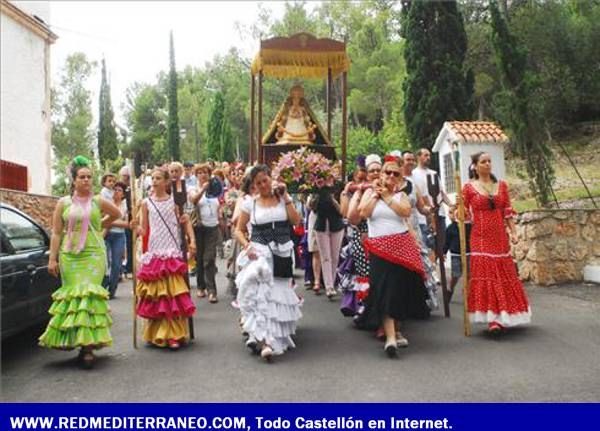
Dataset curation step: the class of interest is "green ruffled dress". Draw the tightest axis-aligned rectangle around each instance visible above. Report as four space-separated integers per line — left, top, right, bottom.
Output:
39 196 112 350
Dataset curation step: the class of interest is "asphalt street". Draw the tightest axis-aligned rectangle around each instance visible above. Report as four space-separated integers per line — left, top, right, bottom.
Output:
2 259 600 402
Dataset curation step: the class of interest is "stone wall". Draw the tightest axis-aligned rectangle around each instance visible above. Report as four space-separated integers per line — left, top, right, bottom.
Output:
514 209 600 285
0 188 58 231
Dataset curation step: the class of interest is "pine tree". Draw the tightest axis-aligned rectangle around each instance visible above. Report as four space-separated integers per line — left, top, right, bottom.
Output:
206 91 225 161
489 1 555 206
167 31 180 161
403 1 473 150
97 58 118 166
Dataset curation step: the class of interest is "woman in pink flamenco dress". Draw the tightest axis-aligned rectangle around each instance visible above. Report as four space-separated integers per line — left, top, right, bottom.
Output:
135 168 196 349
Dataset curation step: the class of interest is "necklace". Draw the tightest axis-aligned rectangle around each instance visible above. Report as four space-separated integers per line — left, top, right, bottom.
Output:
477 180 496 195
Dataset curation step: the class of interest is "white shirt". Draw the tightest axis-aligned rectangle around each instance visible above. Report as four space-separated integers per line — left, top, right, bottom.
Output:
367 193 409 238
411 166 445 222
100 187 114 201
197 195 220 227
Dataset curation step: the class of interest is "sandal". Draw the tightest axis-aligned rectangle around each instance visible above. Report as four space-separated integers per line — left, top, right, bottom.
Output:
313 284 321 295
208 293 218 304
197 289 207 298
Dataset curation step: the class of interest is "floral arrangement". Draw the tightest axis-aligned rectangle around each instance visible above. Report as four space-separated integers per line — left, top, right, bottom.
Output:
272 147 341 193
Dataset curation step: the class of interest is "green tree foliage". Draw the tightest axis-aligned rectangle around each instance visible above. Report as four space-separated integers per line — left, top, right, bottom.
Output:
51 52 97 195
123 83 166 172
167 31 181 161
489 0 555 207
97 58 119 167
206 91 226 161
403 0 473 151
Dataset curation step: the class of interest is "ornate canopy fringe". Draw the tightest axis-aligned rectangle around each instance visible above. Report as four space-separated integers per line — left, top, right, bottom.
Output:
251 33 350 79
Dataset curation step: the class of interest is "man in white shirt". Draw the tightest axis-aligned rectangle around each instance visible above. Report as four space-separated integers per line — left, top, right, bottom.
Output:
411 148 455 252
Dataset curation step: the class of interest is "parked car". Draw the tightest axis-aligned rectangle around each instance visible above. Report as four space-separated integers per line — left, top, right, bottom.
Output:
1 203 60 339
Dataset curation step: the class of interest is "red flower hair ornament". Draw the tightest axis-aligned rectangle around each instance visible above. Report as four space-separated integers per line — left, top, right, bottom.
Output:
383 154 400 163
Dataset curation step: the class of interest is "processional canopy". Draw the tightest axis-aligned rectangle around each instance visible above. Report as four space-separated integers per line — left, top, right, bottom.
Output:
251 33 350 79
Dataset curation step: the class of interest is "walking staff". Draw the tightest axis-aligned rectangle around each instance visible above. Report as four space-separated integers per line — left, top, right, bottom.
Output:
453 147 471 336
128 161 141 348
427 174 451 318
172 178 195 339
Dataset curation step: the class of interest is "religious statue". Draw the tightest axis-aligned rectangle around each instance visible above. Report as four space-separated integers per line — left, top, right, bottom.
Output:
275 85 317 145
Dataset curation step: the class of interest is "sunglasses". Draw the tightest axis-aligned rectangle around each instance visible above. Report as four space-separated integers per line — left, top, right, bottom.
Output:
384 170 401 178
488 195 496 210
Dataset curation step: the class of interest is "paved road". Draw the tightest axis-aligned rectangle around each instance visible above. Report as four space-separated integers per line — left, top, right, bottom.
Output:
2 260 600 402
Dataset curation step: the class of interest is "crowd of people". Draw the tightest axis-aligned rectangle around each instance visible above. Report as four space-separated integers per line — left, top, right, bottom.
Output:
38 148 531 367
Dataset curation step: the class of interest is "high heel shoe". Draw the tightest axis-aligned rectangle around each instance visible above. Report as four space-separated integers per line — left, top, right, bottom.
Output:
312 284 321 295
325 287 336 300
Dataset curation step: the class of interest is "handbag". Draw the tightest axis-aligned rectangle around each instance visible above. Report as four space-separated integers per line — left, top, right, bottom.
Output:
269 247 294 278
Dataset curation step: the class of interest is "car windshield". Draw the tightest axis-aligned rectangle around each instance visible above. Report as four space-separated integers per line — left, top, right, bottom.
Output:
0 208 46 252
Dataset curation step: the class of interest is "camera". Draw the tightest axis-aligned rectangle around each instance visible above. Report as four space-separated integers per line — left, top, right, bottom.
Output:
206 177 223 198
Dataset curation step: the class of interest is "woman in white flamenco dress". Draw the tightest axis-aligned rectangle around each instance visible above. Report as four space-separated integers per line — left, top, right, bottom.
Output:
234 165 303 361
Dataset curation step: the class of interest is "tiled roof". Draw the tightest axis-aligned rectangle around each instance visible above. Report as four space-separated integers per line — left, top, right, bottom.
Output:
448 121 509 143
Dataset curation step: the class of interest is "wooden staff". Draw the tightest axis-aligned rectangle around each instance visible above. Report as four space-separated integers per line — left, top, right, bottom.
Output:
129 161 140 348
453 148 471 336
172 178 195 340
427 173 450 318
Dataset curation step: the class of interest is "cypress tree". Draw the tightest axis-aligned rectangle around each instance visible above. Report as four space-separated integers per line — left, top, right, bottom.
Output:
97 58 118 166
220 118 234 162
167 31 180 161
403 1 473 150
489 1 555 206
207 91 225 161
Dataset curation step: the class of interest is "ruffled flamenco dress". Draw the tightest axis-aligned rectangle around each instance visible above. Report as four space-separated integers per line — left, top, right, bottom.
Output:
39 196 112 350
135 197 196 347
236 244 302 356
463 181 531 327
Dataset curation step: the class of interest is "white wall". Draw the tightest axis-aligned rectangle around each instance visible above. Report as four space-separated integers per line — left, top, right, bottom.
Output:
0 6 52 194
437 139 506 201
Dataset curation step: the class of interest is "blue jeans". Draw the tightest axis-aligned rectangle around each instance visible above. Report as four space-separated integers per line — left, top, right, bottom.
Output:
104 231 126 297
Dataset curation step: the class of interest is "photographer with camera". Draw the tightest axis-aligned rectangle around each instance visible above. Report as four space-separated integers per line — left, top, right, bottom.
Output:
190 163 223 303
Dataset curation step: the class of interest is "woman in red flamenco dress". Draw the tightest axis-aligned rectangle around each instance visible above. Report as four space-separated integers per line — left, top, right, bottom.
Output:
463 152 531 334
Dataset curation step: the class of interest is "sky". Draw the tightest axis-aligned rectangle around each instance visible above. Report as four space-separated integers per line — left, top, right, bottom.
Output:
47 1 290 125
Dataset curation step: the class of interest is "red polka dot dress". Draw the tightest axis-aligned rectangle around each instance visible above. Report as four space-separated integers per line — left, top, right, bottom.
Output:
463 181 531 327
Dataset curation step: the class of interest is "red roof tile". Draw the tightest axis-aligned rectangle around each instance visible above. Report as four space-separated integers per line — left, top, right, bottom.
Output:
448 121 509 143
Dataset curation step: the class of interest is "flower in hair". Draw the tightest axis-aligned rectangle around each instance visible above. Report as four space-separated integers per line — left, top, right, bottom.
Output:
72 155 90 167
384 154 399 163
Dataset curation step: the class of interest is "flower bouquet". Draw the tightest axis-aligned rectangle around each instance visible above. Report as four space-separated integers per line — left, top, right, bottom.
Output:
272 147 341 194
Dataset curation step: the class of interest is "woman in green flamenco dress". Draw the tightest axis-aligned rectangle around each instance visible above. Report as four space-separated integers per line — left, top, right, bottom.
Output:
39 156 121 368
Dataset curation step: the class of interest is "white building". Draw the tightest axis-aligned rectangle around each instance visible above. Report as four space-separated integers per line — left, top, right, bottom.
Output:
1 0 57 194
432 121 509 200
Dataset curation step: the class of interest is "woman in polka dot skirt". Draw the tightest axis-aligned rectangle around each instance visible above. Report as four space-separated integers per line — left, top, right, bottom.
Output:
463 152 531 334
358 155 430 358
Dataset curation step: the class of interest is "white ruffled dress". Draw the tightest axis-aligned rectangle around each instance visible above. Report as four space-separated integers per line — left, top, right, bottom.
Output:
235 198 302 355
